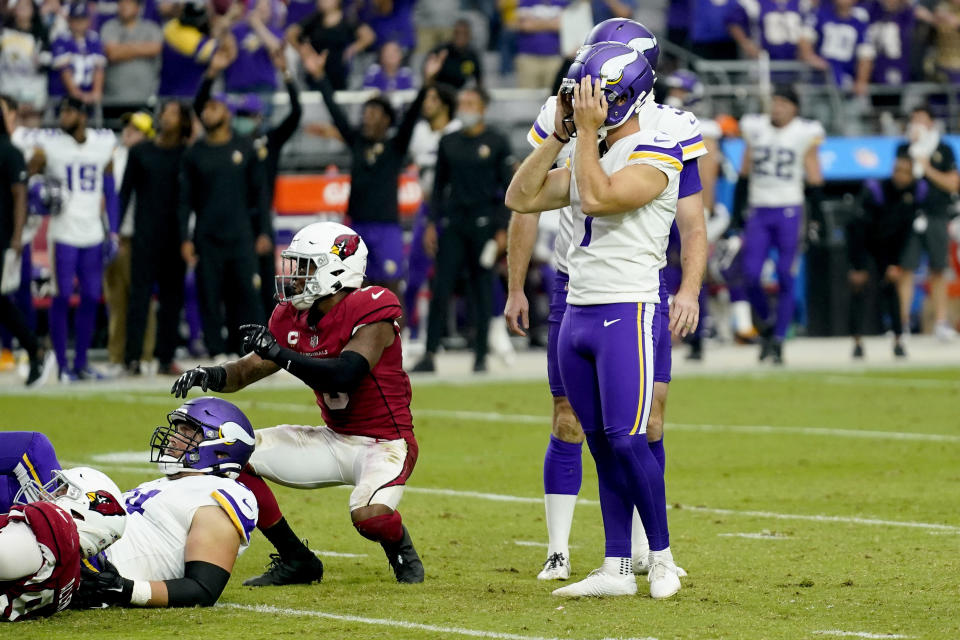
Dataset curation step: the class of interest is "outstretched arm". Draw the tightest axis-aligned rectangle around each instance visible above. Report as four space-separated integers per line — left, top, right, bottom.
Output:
171 352 280 398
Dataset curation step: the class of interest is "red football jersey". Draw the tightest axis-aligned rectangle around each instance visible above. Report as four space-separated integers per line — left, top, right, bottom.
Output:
268 286 414 439
0 501 81 621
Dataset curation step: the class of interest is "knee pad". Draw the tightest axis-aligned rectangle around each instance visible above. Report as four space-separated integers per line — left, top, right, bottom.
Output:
354 511 403 544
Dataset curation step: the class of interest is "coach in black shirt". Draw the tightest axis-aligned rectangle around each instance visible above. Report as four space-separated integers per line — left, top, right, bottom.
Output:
412 87 514 373
306 48 442 296
895 105 960 339
429 19 483 89
0 94 50 387
120 100 192 373
180 93 272 357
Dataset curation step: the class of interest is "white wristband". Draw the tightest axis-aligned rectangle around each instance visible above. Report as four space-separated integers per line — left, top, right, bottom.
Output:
130 580 152 606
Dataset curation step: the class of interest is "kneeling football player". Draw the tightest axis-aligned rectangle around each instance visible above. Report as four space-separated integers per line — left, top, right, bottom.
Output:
171 221 424 585
74 397 259 608
1 463 126 621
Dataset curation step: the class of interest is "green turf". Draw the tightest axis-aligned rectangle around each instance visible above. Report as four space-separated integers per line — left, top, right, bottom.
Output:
4 368 959 639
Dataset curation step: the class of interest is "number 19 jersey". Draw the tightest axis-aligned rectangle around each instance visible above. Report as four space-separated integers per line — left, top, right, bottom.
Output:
740 114 824 208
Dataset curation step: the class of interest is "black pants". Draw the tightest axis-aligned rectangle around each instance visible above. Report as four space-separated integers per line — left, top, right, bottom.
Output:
425 217 494 363
195 240 263 356
849 240 903 338
258 252 277 322
125 237 185 365
0 242 38 358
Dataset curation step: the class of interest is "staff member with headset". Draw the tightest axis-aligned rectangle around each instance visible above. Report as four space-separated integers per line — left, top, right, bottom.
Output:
412 87 514 373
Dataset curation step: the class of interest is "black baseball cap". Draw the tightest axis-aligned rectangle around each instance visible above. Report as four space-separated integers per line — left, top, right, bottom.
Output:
59 96 90 114
772 85 799 106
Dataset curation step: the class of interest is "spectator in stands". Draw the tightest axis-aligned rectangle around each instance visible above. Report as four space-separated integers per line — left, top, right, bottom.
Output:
727 0 805 63
287 0 375 91
591 0 635 23
158 1 234 98
933 0 960 84
363 39 414 91
355 0 417 52
897 105 960 341
286 0 315 26
104 110 155 376
413 0 458 54
688 0 737 60
866 0 917 111
412 86 513 373
429 19 484 89
121 100 191 374
225 0 283 94
665 0 689 48
303 47 442 300
847 154 920 359
798 0 875 96
179 84 271 357
49 2 105 105
513 0 567 89
101 0 163 115
197 45 302 318
94 0 162 30
0 0 51 109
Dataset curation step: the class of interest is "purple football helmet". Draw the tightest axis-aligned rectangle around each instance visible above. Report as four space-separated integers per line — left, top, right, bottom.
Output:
664 70 704 107
28 175 63 217
151 397 256 477
559 42 655 136
584 18 660 72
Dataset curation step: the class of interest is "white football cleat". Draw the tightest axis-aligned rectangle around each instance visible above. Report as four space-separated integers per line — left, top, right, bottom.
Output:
632 553 650 575
552 569 637 598
647 556 682 599
537 552 571 581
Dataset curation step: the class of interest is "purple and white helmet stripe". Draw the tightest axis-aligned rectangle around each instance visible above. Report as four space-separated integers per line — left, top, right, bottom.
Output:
562 42 656 132
584 18 660 72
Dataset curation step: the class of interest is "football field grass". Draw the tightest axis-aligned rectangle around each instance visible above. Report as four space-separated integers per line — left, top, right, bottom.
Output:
4 367 960 640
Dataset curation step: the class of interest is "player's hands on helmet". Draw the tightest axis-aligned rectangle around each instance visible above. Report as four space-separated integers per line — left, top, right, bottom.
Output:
72 557 130 609
240 324 281 361
573 76 607 134
555 86 573 139
669 287 700 339
504 290 530 337
171 367 212 398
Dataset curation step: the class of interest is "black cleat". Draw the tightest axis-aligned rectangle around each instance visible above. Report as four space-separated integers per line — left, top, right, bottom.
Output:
26 350 54 388
381 526 424 583
686 337 703 361
243 552 324 587
893 342 906 358
473 357 487 373
410 354 435 373
770 340 784 366
852 343 864 359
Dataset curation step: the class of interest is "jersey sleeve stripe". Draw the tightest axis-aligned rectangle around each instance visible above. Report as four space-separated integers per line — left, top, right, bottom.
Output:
628 151 683 172
20 454 41 484
528 124 546 145
682 141 706 155
632 143 684 161
211 490 254 544
678 134 703 147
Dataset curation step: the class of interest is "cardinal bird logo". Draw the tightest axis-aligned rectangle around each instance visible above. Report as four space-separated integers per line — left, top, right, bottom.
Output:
86 491 125 517
331 234 360 259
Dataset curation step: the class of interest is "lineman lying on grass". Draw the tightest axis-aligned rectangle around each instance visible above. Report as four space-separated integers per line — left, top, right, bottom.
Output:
73 397 259 608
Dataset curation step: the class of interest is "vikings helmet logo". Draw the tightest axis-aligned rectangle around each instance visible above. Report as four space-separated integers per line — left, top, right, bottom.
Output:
331 234 360 259
86 491 125 517
599 49 639 86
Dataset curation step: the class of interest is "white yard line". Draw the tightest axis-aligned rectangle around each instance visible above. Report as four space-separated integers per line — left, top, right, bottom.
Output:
819 374 960 390
513 541 579 548
309 549 367 558
813 631 911 639
716 533 792 540
218 603 658 640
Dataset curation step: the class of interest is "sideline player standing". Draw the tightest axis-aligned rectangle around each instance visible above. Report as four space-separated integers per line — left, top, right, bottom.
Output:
736 85 824 364
171 222 424 585
504 18 706 580
28 97 118 382
506 43 684 599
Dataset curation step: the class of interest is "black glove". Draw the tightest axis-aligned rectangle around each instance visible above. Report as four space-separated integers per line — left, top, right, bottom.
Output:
240 324 281 361
171 366 226 398
72 558 133 609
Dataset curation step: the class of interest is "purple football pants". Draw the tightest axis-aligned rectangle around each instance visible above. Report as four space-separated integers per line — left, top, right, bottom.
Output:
741 206 802 339
50 242 103 372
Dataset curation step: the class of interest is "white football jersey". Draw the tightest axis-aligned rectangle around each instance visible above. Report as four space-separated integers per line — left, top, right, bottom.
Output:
528 97 707 273
34 128 116 247
105 474 258 581
409 118 461 196
565 130 683 305
739 114 824 208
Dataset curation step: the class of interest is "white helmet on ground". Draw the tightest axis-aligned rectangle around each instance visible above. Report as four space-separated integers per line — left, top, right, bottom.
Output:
30 467 128 556
275 221 368 310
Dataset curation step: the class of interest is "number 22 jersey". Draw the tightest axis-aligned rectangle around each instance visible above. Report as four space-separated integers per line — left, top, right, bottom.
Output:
740 114 824 209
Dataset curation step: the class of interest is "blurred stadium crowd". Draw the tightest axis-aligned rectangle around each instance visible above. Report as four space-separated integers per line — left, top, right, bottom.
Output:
0 0 958 387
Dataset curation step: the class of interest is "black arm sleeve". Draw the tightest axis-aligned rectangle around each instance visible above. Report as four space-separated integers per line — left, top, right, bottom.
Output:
194 76 214 117
118 145 138 230
164 561 231 607
392 87 427 155
430 137 449 223
247 144 272 238
268 79 303 151
272 348 370 393
318 76 357 146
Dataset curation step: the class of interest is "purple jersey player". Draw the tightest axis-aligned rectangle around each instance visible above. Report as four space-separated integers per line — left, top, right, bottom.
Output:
506 42 686 600
49 2 106 100
726 0 810 61
737 86 824 364
867 0 915 86
799 0 875 94
362 41 415 92
0 432 61 513
224 0 284 93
